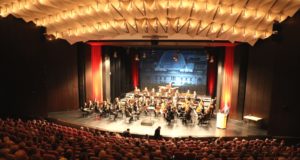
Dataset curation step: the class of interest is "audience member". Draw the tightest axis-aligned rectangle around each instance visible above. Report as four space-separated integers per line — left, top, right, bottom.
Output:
123 128 130 137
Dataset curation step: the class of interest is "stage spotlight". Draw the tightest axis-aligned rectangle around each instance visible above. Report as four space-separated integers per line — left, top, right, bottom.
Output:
209 56 214 63
135 54 140 61
113 51 118 58
142 52 146 59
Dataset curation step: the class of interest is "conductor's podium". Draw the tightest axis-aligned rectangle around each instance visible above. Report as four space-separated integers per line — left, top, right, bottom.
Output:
216 112 228 129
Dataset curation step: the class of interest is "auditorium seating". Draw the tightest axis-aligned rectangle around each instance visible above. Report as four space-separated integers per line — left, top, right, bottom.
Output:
0 118 299 160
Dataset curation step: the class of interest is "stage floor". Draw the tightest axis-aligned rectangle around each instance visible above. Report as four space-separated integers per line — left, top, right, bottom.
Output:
48 110 267 138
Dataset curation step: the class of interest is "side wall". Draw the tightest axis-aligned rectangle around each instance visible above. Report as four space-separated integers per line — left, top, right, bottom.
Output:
243 11 300 135
0 15 79 117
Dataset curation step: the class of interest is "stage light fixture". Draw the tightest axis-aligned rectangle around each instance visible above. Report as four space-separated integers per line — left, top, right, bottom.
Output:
113 51 118 58
142 52 146 59
209 56 214 63
135 54 140 61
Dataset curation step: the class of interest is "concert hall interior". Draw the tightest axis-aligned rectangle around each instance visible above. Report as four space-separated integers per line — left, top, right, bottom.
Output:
1 0 300 159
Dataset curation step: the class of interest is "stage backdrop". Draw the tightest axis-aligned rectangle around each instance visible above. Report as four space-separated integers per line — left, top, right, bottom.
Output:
140 49 207 94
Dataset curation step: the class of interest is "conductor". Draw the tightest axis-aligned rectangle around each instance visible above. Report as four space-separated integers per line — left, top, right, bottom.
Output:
154 126 161 139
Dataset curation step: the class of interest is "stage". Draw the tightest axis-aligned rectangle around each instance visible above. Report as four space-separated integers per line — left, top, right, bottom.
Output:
48 110 267 138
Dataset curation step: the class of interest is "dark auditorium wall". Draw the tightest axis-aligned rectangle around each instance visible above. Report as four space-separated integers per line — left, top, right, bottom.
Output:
244 11 300 136
230 44 248 120
77 43 89 108
244 40 275 127
0 15 79 117
44 40 79 112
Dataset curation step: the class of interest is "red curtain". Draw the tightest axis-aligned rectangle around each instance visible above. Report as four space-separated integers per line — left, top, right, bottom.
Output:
207 59 216 97
89 42 103 102
132 59 139 87
220 46 235 110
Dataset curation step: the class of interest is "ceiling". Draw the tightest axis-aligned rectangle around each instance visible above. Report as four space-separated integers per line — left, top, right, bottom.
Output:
1 0 299 45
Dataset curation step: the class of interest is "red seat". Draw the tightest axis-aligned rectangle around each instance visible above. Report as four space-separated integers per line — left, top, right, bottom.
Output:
43 153 56 160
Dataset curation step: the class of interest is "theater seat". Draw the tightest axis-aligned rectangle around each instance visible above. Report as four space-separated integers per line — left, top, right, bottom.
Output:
43 153 56 160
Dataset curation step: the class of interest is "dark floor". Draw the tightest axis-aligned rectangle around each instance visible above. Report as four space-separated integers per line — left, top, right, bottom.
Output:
48 110 267 138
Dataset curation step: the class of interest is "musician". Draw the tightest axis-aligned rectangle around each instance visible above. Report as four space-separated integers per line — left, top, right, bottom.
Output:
183 106 192 124
172 95 178 108
184 101 190 112
100 101 109 117
108 104 118 120
88 100 94 110
80 102 90 117
199 99 205 114
132 102 140 120
208 99 216 118
82 102 88 109
154 100 161 117
160 101 167 117
165 106 175 125
175 90 179 96
144 87 150 96
94 101 101 113
185 90 190 98
142 97 151 115
195 104 202 115
134 86 140 94
176 105 185 118
125 107 133 123
158 87 162 93
192 91 197 99
151 88 155 95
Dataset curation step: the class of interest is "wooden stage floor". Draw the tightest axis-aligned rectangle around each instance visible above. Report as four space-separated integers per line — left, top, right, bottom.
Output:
48 110 267 138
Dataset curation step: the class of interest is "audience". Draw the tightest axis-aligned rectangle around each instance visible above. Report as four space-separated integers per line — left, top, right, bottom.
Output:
0 118 299 160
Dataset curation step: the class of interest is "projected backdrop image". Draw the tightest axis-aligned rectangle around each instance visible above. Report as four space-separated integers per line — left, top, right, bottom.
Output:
140 49 207 94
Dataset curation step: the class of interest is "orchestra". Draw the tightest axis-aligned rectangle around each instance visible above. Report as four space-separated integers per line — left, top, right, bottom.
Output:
81 85 216 125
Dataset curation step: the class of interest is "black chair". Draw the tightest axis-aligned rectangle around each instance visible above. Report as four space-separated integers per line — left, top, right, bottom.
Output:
198 113 210 125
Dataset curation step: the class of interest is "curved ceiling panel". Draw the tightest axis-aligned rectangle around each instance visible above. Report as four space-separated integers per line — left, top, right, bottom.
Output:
1 0 299 45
